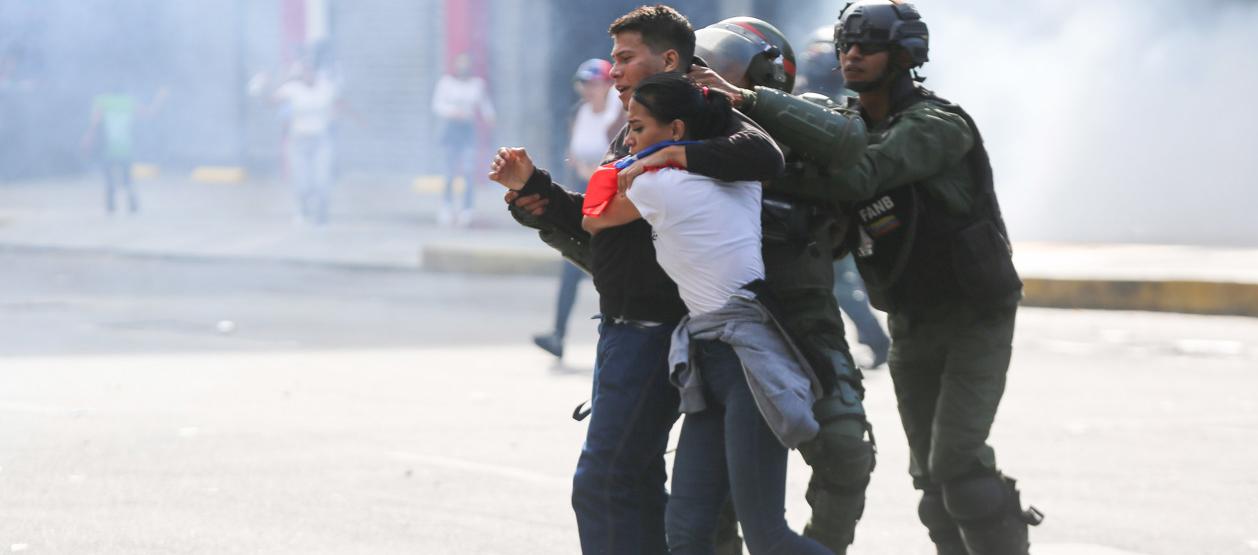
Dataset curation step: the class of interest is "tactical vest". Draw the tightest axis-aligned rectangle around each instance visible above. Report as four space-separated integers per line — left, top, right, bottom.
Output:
849 86 1022 313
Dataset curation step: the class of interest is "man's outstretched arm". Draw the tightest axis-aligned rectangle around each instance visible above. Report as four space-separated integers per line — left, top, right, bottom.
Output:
489 147 594 270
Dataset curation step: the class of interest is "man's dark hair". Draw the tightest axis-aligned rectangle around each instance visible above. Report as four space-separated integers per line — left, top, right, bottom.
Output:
608 5 695 71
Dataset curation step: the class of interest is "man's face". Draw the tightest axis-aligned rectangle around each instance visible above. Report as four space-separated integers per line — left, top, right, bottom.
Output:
610 31 673 109
838 43 890 88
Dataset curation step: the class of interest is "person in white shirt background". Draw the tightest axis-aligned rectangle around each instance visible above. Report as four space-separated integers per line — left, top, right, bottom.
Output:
269 58 352 226
431 52 495 227
533 58 624 359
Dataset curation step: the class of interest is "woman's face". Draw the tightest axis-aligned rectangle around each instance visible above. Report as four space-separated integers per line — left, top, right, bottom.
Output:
625 98 680 155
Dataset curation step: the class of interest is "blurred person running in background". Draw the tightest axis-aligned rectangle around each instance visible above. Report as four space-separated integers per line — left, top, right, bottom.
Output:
533 58 624 359
81 86 167 214
271 59 345 225
432 52 496 228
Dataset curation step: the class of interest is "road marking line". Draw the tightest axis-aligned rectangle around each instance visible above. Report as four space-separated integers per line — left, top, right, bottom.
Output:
388 451 568 488
1036 544 1152 555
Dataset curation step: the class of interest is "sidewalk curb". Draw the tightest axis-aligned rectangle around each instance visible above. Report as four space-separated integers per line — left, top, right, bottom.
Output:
421 242 561 277
422 244 1258 318
1021 278 1258 317
9 240 1257 318
0 243 420 274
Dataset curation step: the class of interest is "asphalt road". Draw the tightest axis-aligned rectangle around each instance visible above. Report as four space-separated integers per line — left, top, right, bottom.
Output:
1 250 1255 554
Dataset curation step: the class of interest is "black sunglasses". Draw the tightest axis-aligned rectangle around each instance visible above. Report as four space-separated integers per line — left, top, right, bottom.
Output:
837 41 890 55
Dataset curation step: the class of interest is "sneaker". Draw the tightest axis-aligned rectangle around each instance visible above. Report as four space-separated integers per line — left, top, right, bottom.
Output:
532 333 564 358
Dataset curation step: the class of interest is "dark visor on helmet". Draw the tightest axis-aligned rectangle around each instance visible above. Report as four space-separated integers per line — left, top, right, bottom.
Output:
837 41 890 56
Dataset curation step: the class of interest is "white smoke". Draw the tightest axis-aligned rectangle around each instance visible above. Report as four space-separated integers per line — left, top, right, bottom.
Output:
784 0 1258 246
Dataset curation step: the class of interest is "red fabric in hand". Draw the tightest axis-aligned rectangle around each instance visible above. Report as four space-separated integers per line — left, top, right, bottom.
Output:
581 161 683 218
582 163 619 217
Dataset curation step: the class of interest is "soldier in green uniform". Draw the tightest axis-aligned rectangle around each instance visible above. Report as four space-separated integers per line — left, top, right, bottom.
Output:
690 18 875 555
696 2 1043 553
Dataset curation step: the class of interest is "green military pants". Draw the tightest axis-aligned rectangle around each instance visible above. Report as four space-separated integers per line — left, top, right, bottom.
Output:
887 300 1017 489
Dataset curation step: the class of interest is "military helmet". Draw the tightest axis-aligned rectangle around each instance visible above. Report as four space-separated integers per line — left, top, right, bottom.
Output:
835 1 929 67
797 25 844 97
695 17 796 93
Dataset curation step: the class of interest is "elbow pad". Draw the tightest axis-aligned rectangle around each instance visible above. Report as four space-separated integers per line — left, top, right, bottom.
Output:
746 86 867 170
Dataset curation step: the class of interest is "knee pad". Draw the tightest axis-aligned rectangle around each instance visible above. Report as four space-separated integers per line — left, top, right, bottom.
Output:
803 484 865 553
917 490 954 531
941 473 1008 522
942 474 1043 555
798 420 875 490
918 490 966 553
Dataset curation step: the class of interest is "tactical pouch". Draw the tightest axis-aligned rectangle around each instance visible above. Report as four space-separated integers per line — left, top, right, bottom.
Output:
951 220 1022 303
761 198 811 245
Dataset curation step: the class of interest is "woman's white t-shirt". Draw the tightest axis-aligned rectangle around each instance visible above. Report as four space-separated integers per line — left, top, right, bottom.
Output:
626 168 764 315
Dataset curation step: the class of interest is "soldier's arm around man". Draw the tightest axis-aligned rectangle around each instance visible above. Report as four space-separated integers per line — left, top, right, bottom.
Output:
737 83 974 204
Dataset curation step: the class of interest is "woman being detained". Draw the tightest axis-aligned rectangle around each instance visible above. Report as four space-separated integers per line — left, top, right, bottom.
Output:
580 72 833 555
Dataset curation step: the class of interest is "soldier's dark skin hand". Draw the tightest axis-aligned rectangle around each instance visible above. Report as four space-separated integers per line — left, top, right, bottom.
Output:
504 190 548 216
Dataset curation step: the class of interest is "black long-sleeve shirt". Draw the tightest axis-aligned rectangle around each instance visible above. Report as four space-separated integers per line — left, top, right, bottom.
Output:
518 111 783 322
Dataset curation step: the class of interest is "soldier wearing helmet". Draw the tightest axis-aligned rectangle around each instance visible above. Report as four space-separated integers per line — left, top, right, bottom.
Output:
693 16 874 555
696 2 1042 553
796 25 846 99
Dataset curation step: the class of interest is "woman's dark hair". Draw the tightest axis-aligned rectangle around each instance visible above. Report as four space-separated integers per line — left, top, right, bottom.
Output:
631 72 732 141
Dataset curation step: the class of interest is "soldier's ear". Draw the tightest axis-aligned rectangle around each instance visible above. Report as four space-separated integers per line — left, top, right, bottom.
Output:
670 120 685 141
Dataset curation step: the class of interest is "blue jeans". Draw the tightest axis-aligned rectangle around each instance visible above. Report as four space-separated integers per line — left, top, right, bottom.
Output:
551 262 586 338
288 133 334 224
666 340 832 555
573 319 680 554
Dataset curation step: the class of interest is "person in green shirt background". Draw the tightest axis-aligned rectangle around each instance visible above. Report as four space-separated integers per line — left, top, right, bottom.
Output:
81 88 166 214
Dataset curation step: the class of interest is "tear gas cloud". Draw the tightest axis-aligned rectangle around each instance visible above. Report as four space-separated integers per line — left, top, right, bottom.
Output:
2 0 1255 246
779 0 1258 245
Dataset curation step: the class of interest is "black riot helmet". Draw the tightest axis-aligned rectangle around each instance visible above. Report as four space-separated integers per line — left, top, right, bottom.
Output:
835 1 929 68
694 17 795 93
797 25 845 98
